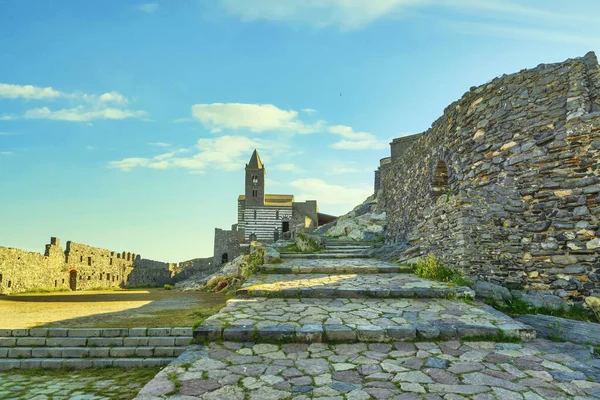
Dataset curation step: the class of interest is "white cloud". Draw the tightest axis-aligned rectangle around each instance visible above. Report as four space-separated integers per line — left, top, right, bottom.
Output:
98 91 128 104
328 125 388 150
0 131 17 136
109 135 287 173
137 3 159 13
302 108 317 114
219 0 426 30
23 106 147 122
192 103 325 134
87 146 95 150
290 178 372 211
0 115 16 121
275 163 304 173
0 151 12 155
148 142 171 147
0 83 61 100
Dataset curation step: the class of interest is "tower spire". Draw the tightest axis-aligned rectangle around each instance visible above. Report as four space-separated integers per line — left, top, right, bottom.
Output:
247 149 263 169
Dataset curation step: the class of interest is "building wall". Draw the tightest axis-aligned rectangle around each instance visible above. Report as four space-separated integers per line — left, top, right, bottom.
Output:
380 51 600 300
0 237 211 294
213 227 245 266
243 206 293 242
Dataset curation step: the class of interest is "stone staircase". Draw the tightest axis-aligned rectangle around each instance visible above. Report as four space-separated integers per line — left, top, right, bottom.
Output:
0 327 193 370
194 239 536 343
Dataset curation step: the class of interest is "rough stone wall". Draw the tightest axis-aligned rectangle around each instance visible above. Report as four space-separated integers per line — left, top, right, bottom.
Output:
213 227 245 266
170 257 213 284
381 51 600 300
0 237 204 294
290 201 319 239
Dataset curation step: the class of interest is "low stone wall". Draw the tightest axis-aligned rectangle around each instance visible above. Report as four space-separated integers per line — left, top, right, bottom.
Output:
381 52 600 301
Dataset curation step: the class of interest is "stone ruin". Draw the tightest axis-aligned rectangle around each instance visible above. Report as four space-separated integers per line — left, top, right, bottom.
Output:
378 51 600 301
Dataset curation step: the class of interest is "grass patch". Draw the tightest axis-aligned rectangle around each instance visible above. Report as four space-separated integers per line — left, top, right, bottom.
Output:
163 284 174 290
17 287 71 294
0 367 161 399
166 372 182 396
485 296 598 323
413 254 472 288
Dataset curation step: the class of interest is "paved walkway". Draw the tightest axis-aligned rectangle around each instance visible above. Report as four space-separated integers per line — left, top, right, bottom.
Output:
136 240 600 399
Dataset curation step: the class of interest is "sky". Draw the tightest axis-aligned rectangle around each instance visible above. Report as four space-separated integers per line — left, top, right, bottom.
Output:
1 0 599 262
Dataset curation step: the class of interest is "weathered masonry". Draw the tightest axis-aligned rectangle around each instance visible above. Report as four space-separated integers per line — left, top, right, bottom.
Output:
0 237 213 294
379 52 600 300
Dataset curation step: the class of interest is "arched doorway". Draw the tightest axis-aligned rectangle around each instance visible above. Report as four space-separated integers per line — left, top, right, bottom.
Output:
69 270 77 291
221 253 228 264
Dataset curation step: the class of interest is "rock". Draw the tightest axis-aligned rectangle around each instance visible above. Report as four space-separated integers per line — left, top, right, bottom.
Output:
474 281 511 301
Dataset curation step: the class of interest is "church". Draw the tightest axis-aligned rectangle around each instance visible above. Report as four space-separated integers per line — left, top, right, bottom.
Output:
213 150 336 265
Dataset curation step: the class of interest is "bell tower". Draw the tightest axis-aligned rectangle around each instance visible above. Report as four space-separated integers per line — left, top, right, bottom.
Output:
245 149 265 207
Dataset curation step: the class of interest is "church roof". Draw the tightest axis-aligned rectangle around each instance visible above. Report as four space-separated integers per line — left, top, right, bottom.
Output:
238 193 294 207
246 149 263 169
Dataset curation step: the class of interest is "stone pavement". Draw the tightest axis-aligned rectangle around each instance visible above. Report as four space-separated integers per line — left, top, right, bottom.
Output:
136 240 600 398
137 340 600 399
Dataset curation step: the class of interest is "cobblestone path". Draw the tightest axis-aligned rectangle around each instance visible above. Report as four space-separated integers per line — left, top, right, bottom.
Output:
136 240 600 399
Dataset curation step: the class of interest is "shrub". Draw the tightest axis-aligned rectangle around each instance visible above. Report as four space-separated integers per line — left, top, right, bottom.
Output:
163 284 174 290
413 254 472 287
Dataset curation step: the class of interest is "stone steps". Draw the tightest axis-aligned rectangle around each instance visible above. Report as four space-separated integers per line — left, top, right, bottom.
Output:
261 258 413 274
0 346 186 359
0 357 174 371
0 327 193 369
193 297 536 344
237 273 475 299
279 252 371 259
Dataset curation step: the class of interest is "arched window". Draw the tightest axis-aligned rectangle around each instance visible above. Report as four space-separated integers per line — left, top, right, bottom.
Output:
276 209 279 219
252 174 258 184
431 160 451 200
254 210 257 219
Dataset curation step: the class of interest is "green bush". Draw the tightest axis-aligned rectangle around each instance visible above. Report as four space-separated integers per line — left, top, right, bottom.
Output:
413 254 472 287
163 284 174 290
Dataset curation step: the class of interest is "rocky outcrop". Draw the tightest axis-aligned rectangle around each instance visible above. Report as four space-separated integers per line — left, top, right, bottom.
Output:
176 255 246 291
319 191 387 242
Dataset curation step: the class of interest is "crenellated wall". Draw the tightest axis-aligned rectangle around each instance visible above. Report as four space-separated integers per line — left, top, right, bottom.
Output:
0 237 213 294
381 51 600 300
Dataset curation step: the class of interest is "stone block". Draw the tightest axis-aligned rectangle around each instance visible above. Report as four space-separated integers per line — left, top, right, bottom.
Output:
474 281 511 301
171 327 193 336
92 358 114 368
193 326 222 342
61 347 89 358
0 329 11 337
8 348 32 358
41 359 63 369
386 326 416 340
135 347 154 357
88 348 111 358
257 326 295 342
416 326 441 340
297 324 324 343
87 337 123 347
144 358 174 367
147 328 171 337
11 329 29 337
32 348 61 358
0 337 16 346
0 359 20 371
148 337 175 346
456 324 499 339
47 328 68 337
46 337 87 347
62 359 93 369
436 324 459 340
129 328 147 337
20 359 42 369
68 329 100 337
175 337 192 346
124 337 149 347
100 328 128 337
222 326 254 342
113 358 144 368
153 347 175 357
0 348 7 357
324 325 357 343
357 326 386 342
28 328 49 337
16 337 46 346
173 347 186 356
109 347 136 357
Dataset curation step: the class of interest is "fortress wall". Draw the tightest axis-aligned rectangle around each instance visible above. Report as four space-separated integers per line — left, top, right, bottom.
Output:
381 52 600 300
213 227 244 266
170 257 214 283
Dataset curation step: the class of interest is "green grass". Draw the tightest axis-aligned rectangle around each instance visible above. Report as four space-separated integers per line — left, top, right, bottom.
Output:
0 367 161 399
17 287 71 294
163 284 174 290
485 296 597 323
413 254 472 288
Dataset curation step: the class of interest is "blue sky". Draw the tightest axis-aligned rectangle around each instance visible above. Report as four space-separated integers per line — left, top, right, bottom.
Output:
1 0 599 262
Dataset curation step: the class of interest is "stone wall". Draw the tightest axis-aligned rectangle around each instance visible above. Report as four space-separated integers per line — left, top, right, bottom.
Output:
213 227 245 266
0 237 211 294
381 51 600 301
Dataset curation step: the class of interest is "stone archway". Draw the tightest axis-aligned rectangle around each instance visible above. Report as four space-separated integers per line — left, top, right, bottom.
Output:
221 253 228 264
69 270 77 291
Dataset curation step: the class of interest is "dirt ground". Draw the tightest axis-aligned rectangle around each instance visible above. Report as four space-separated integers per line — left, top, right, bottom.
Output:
0 289 226 328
